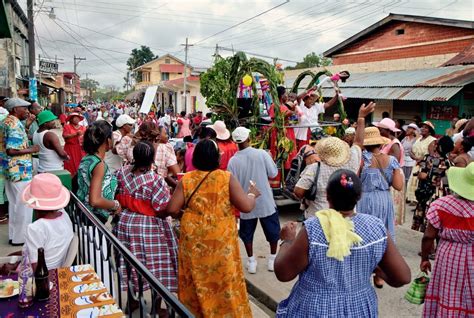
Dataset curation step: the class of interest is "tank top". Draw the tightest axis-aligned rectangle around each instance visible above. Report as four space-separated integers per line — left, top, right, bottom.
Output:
381 138 405 167
33 130 64 172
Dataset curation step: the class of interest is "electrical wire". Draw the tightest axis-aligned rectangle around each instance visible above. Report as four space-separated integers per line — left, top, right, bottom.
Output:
193 0 291 46
50 18 125 74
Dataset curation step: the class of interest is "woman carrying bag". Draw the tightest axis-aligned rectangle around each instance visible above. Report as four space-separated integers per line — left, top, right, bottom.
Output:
166 139 260 317
420 162 474 317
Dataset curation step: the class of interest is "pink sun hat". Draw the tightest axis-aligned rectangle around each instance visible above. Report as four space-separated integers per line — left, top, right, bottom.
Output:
372 118 401 133
22 173 70 210
208 120 231 140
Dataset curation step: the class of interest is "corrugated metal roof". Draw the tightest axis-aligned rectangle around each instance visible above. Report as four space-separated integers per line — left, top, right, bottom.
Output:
443 42 474 66
287 65 474 101
320 86 463 101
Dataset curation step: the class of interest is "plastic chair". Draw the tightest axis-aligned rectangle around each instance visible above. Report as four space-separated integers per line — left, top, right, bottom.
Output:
63 234 78 267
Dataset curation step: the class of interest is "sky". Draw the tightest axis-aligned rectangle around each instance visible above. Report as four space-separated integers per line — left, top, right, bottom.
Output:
22 0 474 88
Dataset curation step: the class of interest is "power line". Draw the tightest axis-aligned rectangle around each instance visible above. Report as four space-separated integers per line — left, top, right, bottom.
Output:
192 0 291 46
53 17 178 54
50 18 124 74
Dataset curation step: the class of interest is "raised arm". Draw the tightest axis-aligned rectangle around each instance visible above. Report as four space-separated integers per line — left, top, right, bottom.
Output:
353 102 376 149
323 93 339 110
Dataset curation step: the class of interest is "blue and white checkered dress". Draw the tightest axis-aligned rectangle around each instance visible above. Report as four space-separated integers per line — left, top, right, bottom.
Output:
276 213 387 317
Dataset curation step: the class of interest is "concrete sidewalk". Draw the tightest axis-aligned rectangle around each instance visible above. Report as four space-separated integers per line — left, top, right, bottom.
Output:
240 207 425 317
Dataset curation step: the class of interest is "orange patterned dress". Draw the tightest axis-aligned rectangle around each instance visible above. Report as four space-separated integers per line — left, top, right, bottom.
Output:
179 169 251 318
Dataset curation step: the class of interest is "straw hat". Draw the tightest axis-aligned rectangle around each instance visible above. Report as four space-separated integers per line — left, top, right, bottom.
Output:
363 127 390 146
454 118 468 133
22 173 70 210
447 162 474 200
315 137 351 167
421 121 436 135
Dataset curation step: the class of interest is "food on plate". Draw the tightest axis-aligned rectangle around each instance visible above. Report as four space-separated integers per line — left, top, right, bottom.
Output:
0 279 19 297
73 282 106 294
72 272 100 283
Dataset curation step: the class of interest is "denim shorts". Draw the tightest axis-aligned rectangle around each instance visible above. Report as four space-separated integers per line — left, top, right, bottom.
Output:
239 211 280 244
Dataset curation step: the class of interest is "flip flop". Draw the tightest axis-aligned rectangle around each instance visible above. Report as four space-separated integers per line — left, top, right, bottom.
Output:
0 216 8 224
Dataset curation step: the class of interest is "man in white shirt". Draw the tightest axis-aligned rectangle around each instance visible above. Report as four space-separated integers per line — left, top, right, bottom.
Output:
294 91 339 150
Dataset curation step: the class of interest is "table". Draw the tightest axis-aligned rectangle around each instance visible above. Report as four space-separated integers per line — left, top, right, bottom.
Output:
0 264 123 317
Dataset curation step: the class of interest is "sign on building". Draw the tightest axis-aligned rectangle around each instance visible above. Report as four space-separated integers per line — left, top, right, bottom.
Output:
39 60 58 76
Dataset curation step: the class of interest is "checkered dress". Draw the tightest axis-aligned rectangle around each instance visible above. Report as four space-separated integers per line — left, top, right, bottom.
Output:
114 166 178 292
423 195 474 317
276 213 387 317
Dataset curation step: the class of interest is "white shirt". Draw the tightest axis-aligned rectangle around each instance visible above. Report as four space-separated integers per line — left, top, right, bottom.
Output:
294 102 325 141
159 114 171 127
453 132 474 159
32 130 64 172
24 211 74 269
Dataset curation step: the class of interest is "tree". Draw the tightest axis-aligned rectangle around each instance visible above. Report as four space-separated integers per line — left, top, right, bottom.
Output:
80 78 100 101
285 52 332 70
126 46 157 82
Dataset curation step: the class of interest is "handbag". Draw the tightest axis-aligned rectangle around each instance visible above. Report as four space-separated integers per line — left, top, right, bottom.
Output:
305 161 321 201
404 272 430 305
183 171 213 210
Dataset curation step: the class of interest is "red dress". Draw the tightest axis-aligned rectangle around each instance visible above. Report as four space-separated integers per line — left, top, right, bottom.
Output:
217 140 238 170
268 104 297 170
63 124 86 177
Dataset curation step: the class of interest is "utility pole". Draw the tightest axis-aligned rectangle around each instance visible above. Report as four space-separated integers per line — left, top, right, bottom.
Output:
74 55 86 74
180 37 193 113
27 0 35 78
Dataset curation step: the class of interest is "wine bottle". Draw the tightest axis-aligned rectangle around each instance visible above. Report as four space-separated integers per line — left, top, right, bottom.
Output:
34 248 50 301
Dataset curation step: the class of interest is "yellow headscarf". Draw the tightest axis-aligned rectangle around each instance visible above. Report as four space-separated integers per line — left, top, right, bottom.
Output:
315 209 363 261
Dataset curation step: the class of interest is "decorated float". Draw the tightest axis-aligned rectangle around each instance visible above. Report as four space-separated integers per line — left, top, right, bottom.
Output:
200 52 349 205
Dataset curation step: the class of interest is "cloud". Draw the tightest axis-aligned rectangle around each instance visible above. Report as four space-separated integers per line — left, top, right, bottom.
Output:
30 0 473 88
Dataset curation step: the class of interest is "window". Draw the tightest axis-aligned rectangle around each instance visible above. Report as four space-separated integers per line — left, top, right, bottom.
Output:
395 29 405 35
165 58 171 64
161 72 170 81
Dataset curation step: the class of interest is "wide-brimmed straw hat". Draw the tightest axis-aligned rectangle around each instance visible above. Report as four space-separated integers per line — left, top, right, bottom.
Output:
364 127 390 146
421 121 436 135
454 118 468 133
315 137 350 167
373 118 400 133
66 112 84 123
22 173 70 210
208 120 230 140
447 162 474 200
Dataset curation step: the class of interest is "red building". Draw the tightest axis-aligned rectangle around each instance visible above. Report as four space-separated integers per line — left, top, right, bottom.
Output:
324 13 474 68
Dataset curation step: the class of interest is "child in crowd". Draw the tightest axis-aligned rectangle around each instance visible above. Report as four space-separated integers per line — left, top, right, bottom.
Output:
22 173 74 270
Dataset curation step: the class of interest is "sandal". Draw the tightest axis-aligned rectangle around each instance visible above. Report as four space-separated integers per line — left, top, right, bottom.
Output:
0 216 8 224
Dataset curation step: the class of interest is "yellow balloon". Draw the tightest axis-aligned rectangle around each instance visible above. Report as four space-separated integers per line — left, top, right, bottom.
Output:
242 74 253 86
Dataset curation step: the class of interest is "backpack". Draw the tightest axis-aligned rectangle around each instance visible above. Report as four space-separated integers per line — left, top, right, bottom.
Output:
285 146 310 193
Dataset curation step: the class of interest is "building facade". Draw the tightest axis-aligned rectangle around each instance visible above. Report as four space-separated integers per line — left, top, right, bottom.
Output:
0 0 29 98
133 53 207 114
286 13 474 134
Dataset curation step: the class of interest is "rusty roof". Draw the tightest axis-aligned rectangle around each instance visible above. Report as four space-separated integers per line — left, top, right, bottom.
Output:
443 42 474 66
287 65 474 101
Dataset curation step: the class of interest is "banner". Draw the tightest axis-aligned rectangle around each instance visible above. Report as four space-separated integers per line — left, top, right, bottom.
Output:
139 86 158 114
29 77 38 101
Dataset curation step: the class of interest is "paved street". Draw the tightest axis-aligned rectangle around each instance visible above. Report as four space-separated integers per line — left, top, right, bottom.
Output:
240 204 425 317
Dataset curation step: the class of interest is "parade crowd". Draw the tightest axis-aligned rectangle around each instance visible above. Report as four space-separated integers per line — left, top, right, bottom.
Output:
0 87 473 317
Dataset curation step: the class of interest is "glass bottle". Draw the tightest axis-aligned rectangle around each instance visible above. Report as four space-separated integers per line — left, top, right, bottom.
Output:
18 247 34 308
34 248 50 301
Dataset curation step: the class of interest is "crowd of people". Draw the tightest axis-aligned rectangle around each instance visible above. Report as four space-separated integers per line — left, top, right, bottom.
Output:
0 91 473 317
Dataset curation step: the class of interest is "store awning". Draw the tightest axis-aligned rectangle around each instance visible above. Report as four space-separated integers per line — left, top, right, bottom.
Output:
0 1 11 38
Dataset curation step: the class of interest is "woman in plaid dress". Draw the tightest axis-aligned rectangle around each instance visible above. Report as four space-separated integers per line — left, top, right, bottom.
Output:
421 162 474 317
115 141 178 309
275 170 410 317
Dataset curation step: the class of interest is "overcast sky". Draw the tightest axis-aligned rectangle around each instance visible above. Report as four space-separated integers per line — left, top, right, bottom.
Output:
22 0 474 88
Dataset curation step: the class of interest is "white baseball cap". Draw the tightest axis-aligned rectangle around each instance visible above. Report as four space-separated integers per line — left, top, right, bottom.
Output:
232 127 251 143
116 114 136 128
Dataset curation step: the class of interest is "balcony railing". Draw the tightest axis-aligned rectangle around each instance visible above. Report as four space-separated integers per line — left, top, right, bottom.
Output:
66 193 193 317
